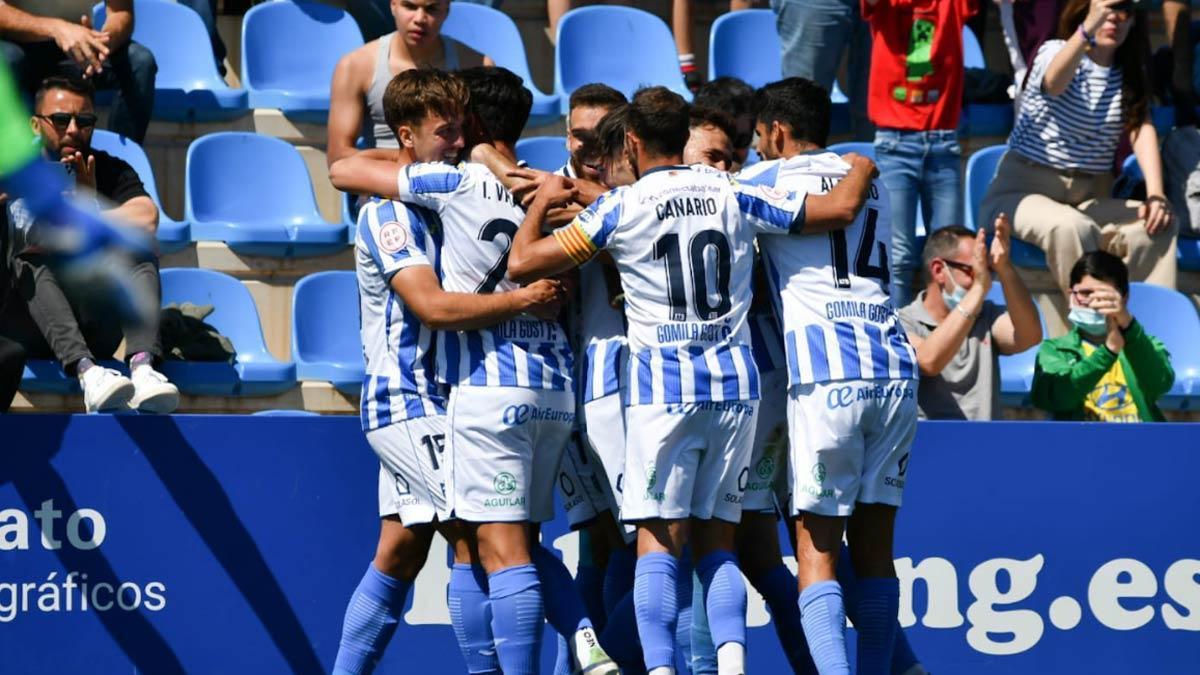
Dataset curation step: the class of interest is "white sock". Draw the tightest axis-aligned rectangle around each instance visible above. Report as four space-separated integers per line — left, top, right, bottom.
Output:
717 641 746 675
571 625 607 666
648 667 675 675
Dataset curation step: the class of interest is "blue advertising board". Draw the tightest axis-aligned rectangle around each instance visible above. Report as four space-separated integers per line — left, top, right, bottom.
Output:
0 415 1197 673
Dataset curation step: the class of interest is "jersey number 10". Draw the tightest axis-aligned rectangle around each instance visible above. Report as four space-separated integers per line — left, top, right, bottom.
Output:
653 230 733 321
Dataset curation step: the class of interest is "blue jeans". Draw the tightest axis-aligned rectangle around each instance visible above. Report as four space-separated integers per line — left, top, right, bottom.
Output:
771 0 873 140
874 128 963 306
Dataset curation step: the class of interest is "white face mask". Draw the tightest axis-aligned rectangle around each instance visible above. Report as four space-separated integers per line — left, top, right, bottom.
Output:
1068 306 1108 336
941 269 967 310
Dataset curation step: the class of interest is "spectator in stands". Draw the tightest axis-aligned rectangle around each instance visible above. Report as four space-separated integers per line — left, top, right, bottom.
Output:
684 105 736 172
346 0 502 42
0 0 156 143
1 76 176 414
979 0 1178 297
1031 250 1173 421
772 0 872 139
899 216 1043 420
0 206 24 413
327 0 483 170
863 0 975 307
694 77 754 169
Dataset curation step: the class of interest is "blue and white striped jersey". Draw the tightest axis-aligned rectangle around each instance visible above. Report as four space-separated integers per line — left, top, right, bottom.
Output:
395 162 574 390
748 306 786 374
355 199 446 431
740 152 917 386
553 164 806 405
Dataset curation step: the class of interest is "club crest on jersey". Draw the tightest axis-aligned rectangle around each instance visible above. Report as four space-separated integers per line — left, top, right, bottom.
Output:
756 184 788 201
377 221 408 254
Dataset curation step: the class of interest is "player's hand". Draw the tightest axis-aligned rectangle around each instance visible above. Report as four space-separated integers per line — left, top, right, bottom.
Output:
505 167 550 206
1139 195 1173 235
521 278 567 320
545 204 584 227
841 151 880 179
52 17 109 76
990 212 1013 272
970 228 993 292
535 174 577 209
63 152 97 190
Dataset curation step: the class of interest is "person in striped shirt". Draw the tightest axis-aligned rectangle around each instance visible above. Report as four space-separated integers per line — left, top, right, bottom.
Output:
508 86 876 675
334 68 569 675
742 77 921 675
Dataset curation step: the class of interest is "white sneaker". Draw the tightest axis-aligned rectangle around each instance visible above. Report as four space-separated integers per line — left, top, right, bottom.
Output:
129 364 180 414
571 627 620 674
80 366 135 413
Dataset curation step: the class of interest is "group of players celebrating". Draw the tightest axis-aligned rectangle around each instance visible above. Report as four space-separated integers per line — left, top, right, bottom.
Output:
329 65 924 675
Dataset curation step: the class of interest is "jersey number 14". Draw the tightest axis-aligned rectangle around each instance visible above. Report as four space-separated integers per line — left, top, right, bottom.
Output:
830 207 889 289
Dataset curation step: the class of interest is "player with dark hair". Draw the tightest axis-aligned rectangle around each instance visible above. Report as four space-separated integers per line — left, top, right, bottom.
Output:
695 77 757 169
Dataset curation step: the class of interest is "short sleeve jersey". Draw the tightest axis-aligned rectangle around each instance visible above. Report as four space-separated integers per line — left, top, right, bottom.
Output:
553 164 806 405
355 199 446 430
395 161 573 390
740 152 917 386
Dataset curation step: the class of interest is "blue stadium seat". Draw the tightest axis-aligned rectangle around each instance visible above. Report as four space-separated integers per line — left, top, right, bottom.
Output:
241 1 363 120
827 142 875 159
90 130 190 253
516 136 569 172
20 359 125 395
1178 236 1200 271
708 9 780 89
1126 282 1200 409
94 0 248 122
292 271 363 394
442 2 560 125
743 147 761 167
964 144 1046 268
555 6 691 113
960 27 1013 137
186 132 347 257
159 268 295 396
986 283 1044 406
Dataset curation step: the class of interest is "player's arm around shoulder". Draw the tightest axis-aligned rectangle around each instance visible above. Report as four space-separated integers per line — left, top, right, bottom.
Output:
800 153 879 232
508 174 601 284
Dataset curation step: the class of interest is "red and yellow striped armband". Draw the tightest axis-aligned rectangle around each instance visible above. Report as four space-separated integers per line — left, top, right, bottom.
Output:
553 222 598 265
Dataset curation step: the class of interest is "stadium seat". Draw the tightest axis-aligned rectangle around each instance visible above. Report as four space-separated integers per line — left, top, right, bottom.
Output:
185 132 348 257
960 27 1013 137
90 130 190 253
442 2 560 125
555 6 691 113
827 142 875 159
94 0 248 122
708 9 781 89
241 1 363 120
964 144 1047 268
159 268 295 396
1178 236 1200 271
292 271 364 394
20 359 125 395
985 284 1045 406
1126 282 1200 409
516 136 569 172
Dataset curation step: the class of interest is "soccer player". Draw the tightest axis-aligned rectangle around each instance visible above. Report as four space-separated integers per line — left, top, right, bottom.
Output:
334 66 617 675
740 77 920 675
334 68 568 675
507 86 877 675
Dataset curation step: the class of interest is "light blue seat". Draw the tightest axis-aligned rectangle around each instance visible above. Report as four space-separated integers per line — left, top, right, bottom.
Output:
20 359 125 395
94 0 248 122
827 141 875 159
292 271 363 394
708 9 781 90
159 268 295 396
1178 236 1200 271
516 136 569 172
241 1 363 121
90 130 190 253
1127 282 1200 409
985 283 1044 406
964 144 1046 268
442 2 560 125
960 27 1013 137
555 6 691 113
186 132 347 257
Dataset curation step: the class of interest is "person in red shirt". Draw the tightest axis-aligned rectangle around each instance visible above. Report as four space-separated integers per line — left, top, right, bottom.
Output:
864 0 978 307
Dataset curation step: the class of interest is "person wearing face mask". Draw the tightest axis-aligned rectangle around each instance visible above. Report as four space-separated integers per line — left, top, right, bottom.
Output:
897 214 1043 420
1031 250 1173 422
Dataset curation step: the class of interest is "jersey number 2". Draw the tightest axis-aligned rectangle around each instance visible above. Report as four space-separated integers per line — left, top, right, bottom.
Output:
475 219 519 294
830 207 889 288
653 231 732 321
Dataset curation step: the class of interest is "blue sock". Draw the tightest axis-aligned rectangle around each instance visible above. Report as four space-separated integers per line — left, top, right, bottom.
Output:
675 556 695 670
690 573 718 675
332 565 412 675
837 546 918 675
799 581 850 675
634 552 679 670
448 564 500 674
577 563 608 632
488 564 544 675
604 546 637 615
532 545 593 637
553 634 571 675
855 578 900 675
749 564 817 674
600 591 646 672
696 551 748 651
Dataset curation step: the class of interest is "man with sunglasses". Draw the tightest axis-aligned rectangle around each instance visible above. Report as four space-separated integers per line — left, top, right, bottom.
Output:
896 214 1042 420
3 74 176 413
